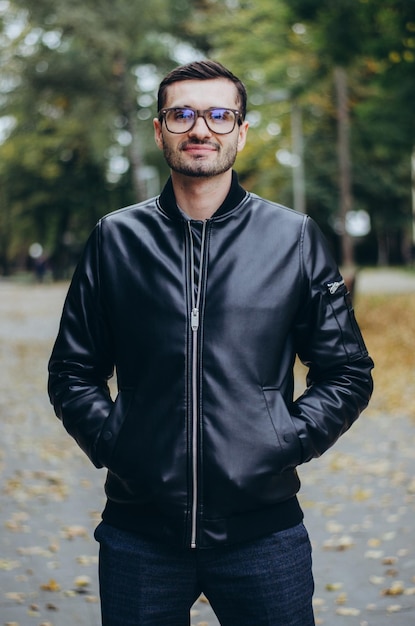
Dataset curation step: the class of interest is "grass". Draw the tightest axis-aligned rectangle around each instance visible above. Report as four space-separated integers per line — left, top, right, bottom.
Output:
294 292 415 421
354 293 415 420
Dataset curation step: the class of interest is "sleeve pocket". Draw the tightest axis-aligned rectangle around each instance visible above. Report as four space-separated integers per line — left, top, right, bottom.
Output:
325 282 368 357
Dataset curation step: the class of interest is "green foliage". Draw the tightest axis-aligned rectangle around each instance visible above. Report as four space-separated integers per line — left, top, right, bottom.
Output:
288 0 369 65
1 0 414 274
0 0 197 276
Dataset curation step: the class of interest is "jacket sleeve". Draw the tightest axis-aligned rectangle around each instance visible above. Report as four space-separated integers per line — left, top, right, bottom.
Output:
48 222 114 468
291 216 374 463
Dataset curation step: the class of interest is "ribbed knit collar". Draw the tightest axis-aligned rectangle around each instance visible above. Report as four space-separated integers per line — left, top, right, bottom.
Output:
158 170 247 221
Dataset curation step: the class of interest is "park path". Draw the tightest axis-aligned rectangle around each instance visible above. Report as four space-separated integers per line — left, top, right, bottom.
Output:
0 271 414 625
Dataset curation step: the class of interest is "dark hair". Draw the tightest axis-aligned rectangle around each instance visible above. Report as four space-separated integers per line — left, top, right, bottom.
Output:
157 60 247 120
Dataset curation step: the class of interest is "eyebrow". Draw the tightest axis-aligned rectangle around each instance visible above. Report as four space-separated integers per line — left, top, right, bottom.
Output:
169 105 235 110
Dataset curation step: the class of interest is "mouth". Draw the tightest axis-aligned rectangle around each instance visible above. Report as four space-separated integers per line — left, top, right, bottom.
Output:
181 141 219 155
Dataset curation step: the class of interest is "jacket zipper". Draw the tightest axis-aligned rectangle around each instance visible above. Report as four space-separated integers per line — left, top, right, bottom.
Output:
187 219 207 549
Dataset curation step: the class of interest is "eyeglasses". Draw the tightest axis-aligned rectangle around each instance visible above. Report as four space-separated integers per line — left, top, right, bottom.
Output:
159 107 242 135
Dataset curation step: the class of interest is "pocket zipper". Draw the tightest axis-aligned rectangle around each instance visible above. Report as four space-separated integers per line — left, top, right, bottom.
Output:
327 279 345 295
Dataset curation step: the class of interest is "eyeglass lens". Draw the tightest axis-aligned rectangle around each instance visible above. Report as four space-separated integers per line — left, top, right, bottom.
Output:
164 108 238 134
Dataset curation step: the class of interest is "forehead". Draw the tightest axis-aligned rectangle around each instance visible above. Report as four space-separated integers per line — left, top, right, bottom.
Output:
163 78 240 109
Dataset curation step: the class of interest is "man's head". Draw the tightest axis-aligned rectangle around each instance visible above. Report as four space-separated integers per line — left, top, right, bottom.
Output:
154 60 249 179
157 60 247 121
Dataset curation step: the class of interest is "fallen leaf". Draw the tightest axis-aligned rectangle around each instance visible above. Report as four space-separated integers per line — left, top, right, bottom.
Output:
382 581 405 596
61 524 88 540
369 575 384 585
352 487 372 501
198 594 209 604
367 538 381 548
17 545 51 557
74 574 91 588
336 607 360 616
385 568 399 577
85 594 99 603
386 604 403 613
40 578 61 592
364 550 384 559
0 559 20 571
323 535 354 551
76 554 98 566
335 592 348 605
5 592 26 604
404 587 415 595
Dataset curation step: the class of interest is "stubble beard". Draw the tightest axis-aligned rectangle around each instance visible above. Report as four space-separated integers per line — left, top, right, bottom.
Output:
162 138 238 178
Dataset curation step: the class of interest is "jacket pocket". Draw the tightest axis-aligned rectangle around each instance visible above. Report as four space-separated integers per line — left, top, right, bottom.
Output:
96 388 136 470
262 387 302 471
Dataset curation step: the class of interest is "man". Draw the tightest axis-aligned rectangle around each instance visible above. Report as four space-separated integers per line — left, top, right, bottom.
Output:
48 60 373 626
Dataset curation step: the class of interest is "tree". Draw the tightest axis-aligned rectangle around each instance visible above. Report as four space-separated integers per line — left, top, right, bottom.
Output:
283 1 368 267
186 0 415 266
0 0 201 276
184 0 314 205
355 0 415 263
1 0 414 274
286 0 415 266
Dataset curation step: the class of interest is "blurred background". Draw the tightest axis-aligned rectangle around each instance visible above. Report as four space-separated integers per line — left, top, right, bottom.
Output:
1 0 415 279
1 3 415 623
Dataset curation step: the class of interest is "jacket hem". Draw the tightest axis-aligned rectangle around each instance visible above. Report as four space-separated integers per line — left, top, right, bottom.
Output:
100 496 303 549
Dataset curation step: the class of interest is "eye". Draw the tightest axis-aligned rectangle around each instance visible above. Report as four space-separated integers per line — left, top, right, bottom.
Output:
209 109 232 122
174 108 195 121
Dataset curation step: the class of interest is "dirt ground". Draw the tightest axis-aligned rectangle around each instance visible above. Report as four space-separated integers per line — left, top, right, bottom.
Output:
0 272 414 625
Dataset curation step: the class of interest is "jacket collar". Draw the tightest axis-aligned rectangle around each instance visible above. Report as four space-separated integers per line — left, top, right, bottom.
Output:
158 170 247 221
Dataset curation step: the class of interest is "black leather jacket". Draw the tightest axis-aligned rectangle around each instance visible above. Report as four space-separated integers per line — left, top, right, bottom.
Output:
48 172 373 548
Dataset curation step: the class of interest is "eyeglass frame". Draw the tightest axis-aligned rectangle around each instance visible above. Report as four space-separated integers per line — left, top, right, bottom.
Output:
158 107 243 135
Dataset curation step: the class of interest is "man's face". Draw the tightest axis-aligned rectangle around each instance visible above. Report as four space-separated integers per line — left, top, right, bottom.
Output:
153 78 248 178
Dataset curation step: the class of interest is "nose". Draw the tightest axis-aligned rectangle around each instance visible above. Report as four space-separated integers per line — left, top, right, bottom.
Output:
188 114 212 137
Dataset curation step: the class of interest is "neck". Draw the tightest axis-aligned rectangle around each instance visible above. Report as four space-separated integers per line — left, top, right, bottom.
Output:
171 170 233 220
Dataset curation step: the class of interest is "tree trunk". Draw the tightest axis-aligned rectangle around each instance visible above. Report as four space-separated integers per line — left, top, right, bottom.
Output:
125 106 148 203
0 186 12 276
113 52 147 203
334 66 354 268
411 146 415 263
291 102 306 213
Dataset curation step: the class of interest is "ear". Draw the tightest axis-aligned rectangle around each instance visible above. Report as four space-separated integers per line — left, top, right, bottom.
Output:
153 118 163 150
237 120 249 153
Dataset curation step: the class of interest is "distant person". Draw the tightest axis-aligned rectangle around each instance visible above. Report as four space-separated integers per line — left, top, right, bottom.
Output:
34 255 48 282
48 60 374 625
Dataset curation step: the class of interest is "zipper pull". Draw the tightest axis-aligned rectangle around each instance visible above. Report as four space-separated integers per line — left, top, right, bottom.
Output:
191 308 199 331
327 279 345 295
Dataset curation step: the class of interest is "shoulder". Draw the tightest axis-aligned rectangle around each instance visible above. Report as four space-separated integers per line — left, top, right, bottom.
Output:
243 193 309 239
100 196 159 227
246 192 307 224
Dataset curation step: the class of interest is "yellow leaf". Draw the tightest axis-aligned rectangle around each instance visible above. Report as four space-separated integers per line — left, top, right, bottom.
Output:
40 578 61 592
382 581 405 596
325 582 343 591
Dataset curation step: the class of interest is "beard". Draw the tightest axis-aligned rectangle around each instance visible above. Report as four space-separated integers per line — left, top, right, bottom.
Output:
162 137 239 178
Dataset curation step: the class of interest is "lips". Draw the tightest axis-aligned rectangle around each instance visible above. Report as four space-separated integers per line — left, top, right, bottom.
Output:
181 141 219 154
